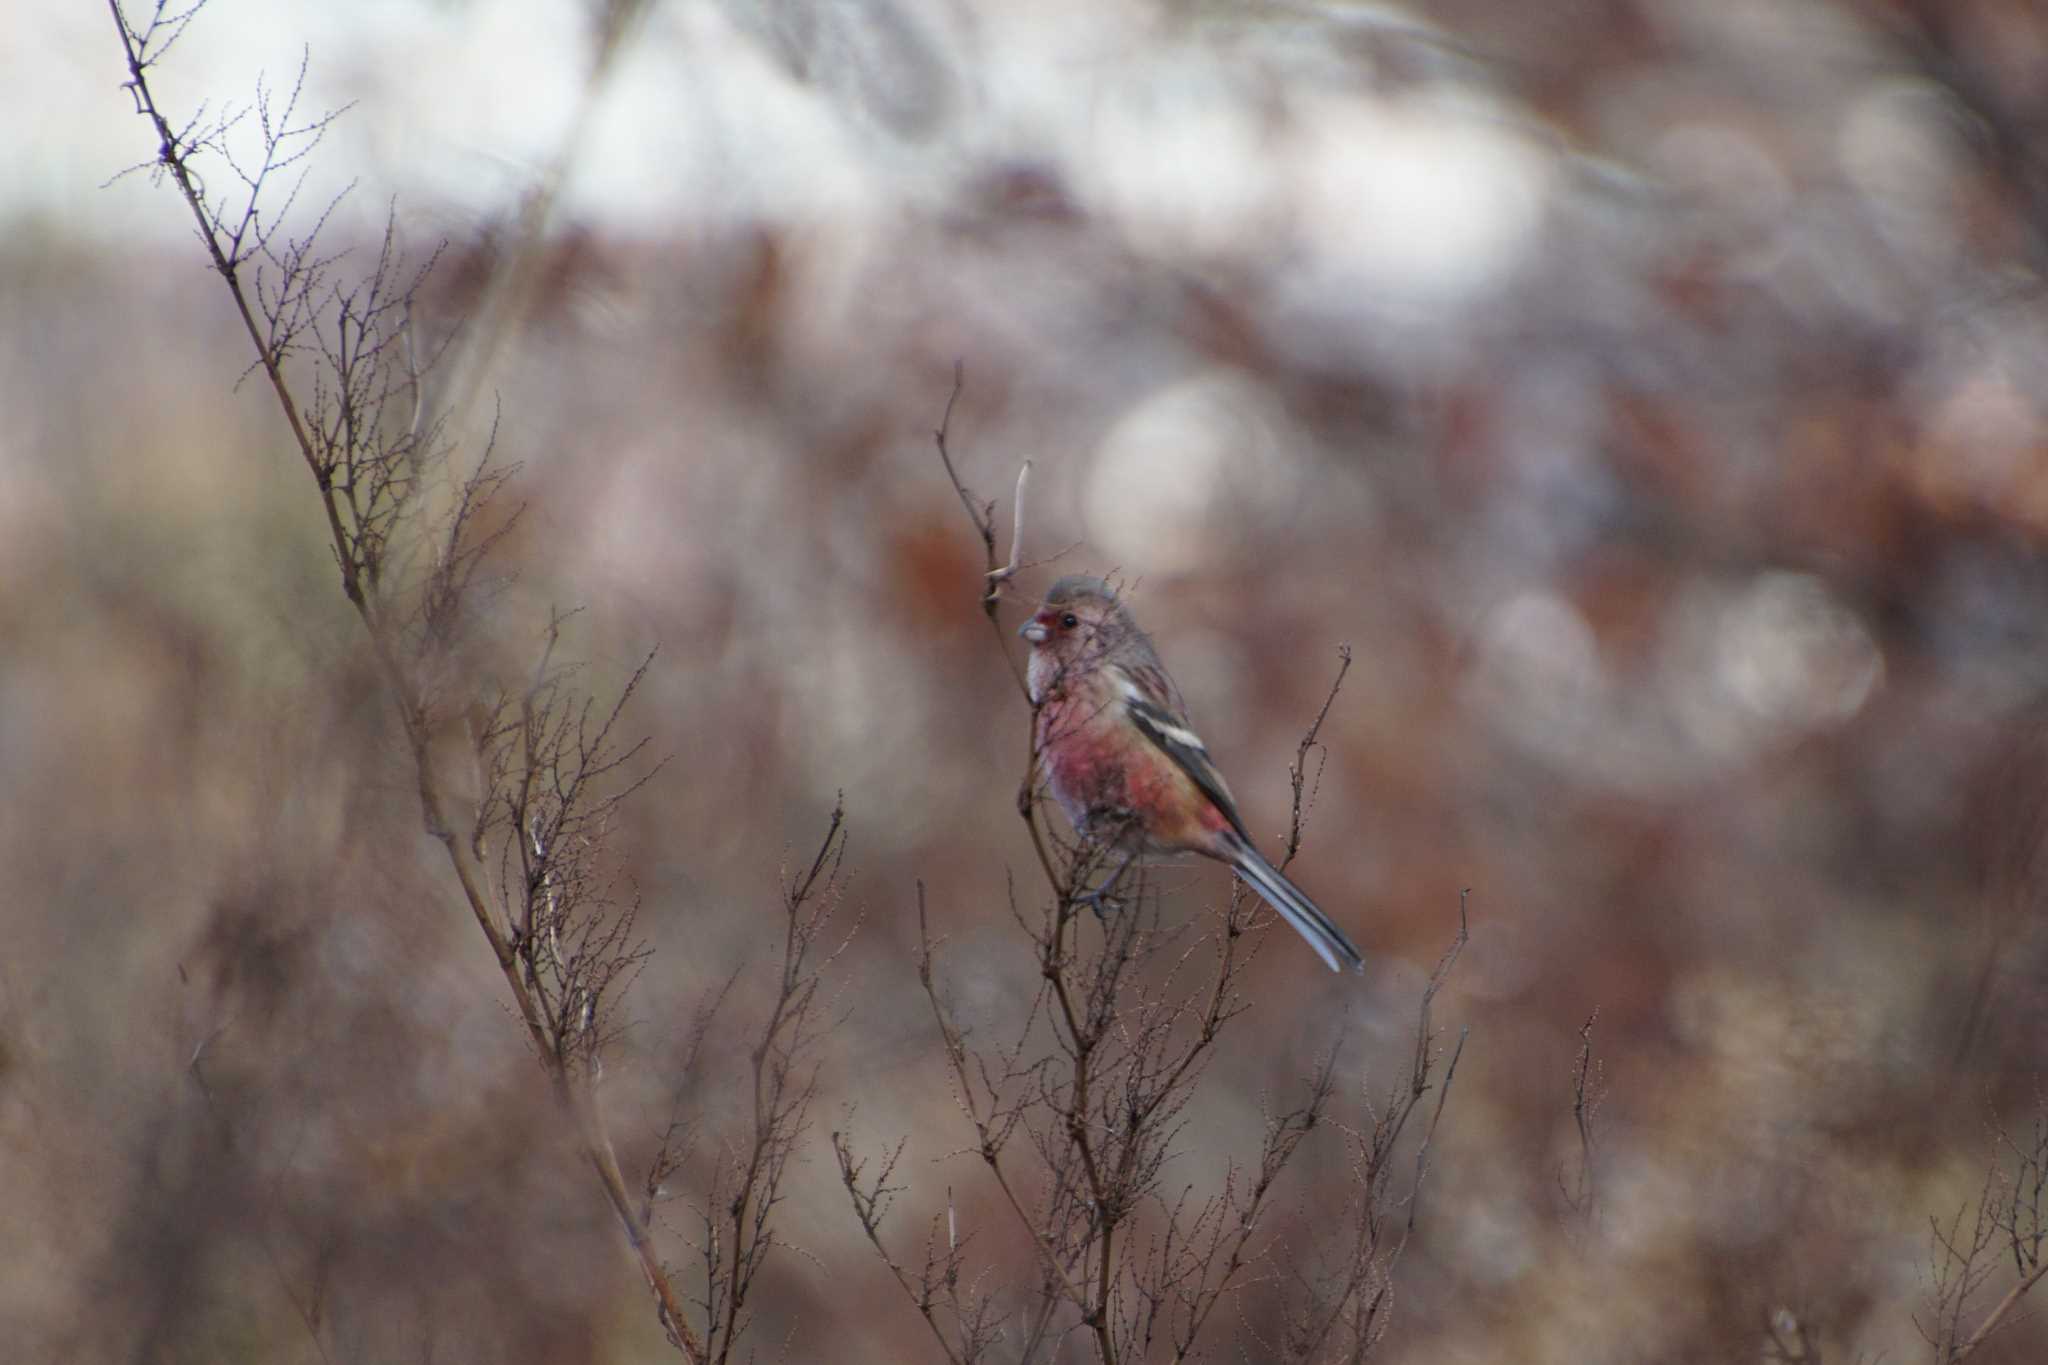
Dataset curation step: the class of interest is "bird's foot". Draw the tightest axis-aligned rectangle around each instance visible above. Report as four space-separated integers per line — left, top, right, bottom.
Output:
1071 882 1129 922
1070 847 1140 922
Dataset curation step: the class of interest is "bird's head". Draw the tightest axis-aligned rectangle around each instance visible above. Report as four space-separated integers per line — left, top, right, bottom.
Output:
1020 575 1135 677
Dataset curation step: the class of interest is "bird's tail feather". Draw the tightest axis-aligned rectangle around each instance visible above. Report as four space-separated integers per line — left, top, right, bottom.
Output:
1226 838 1365 974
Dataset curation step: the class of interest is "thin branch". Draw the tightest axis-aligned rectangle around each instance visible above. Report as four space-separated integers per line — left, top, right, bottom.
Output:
1284 645 1352 869
928 367 1036 697
1920 1092 2048 1361
1559 1008 1605 1228
987 462 1032 591
1955 1258 2048 1361
870 373 1450 1365
106 6 702 1355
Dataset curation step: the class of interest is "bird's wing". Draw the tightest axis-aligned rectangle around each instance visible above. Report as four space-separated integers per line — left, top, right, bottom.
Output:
1110 666 1252 841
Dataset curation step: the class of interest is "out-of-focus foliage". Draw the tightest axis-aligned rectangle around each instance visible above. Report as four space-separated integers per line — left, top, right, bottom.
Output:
7 0 2048 1360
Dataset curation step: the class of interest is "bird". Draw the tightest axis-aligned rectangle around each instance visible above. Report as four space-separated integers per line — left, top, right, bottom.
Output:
1018 575 1365 973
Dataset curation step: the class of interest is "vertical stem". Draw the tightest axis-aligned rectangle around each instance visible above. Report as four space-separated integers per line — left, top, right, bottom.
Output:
105 7 703 1356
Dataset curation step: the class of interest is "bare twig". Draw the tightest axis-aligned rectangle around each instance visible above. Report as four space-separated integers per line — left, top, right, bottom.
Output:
663 800 858 1365
1919 1093 2048 1361
106 5 702 1354
933 366 992 563
842 395 1455 1363
1559 1008 1605 1229
987 463 1032 591
1283 645 1352 869
928 367 1042 698
1277 894 1468 1362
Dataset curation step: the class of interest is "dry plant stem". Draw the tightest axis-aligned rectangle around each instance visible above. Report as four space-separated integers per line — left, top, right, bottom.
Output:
1050 908 1116 1361
831 1132 960 1363
108 6 519 1015
718 803 851 1358
1919 1097 2048 1362
108 7 702 1357
654 801 852 1364
1153 1048 1341 1360
836 381 1450 1361
915 886 1096 1317
883 383 1425 1363
1028 808 1264 1360
924 370 1072 896
1280 896 1466 1362
1560 1009 1605 1226
832 1110 1016 1365
996 464 1031 589
1284 646 1352 867
1956 1261 2048 1361
1407 911 1469 1231
931 367 1036 692
925 657 1361 1361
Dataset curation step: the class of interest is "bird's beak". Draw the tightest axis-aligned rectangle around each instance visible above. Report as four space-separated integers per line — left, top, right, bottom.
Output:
1019 619 1048 644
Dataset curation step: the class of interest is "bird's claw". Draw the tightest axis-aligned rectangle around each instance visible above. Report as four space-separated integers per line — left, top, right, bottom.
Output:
1071 882 1128 922
1070 846 1140 922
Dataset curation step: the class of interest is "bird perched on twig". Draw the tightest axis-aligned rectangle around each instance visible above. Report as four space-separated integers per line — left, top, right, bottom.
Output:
1018 575 1365 973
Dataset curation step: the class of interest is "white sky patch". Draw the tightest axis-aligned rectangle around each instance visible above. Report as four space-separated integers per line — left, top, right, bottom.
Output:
1287 90 1554 312
358 0 589 205
23 0 892 241
1069 55 1281 258
583 4 888 230
35 0 1565 276
31 0 1566 325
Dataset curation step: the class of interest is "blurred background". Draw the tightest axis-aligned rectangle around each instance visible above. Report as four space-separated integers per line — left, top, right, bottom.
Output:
7 0 2048 1360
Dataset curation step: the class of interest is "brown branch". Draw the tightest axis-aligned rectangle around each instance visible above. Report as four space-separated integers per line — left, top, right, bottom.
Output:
915 886 1095 1315
1559 1008 1604 1228
933 365 994 569
1284 645 1352 868
1919 1092 2048 1362
709 801 852 1360
106 5 702 1355
929 367 1035 700
1955 1257 2048 1361
990 463 1032 591
1282 894 1468 1362
878 371 1414 1365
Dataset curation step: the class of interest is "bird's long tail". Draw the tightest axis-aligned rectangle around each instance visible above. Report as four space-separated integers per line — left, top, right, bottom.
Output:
1223 836 1366 974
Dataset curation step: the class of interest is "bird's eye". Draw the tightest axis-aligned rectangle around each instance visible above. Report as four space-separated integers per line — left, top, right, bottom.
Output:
1060 612 1079 630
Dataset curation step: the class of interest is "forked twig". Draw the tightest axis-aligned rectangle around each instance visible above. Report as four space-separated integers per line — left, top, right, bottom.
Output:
106 5 702 1355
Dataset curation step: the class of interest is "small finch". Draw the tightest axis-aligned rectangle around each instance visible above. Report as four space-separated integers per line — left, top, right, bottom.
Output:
1019 575 1365 973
